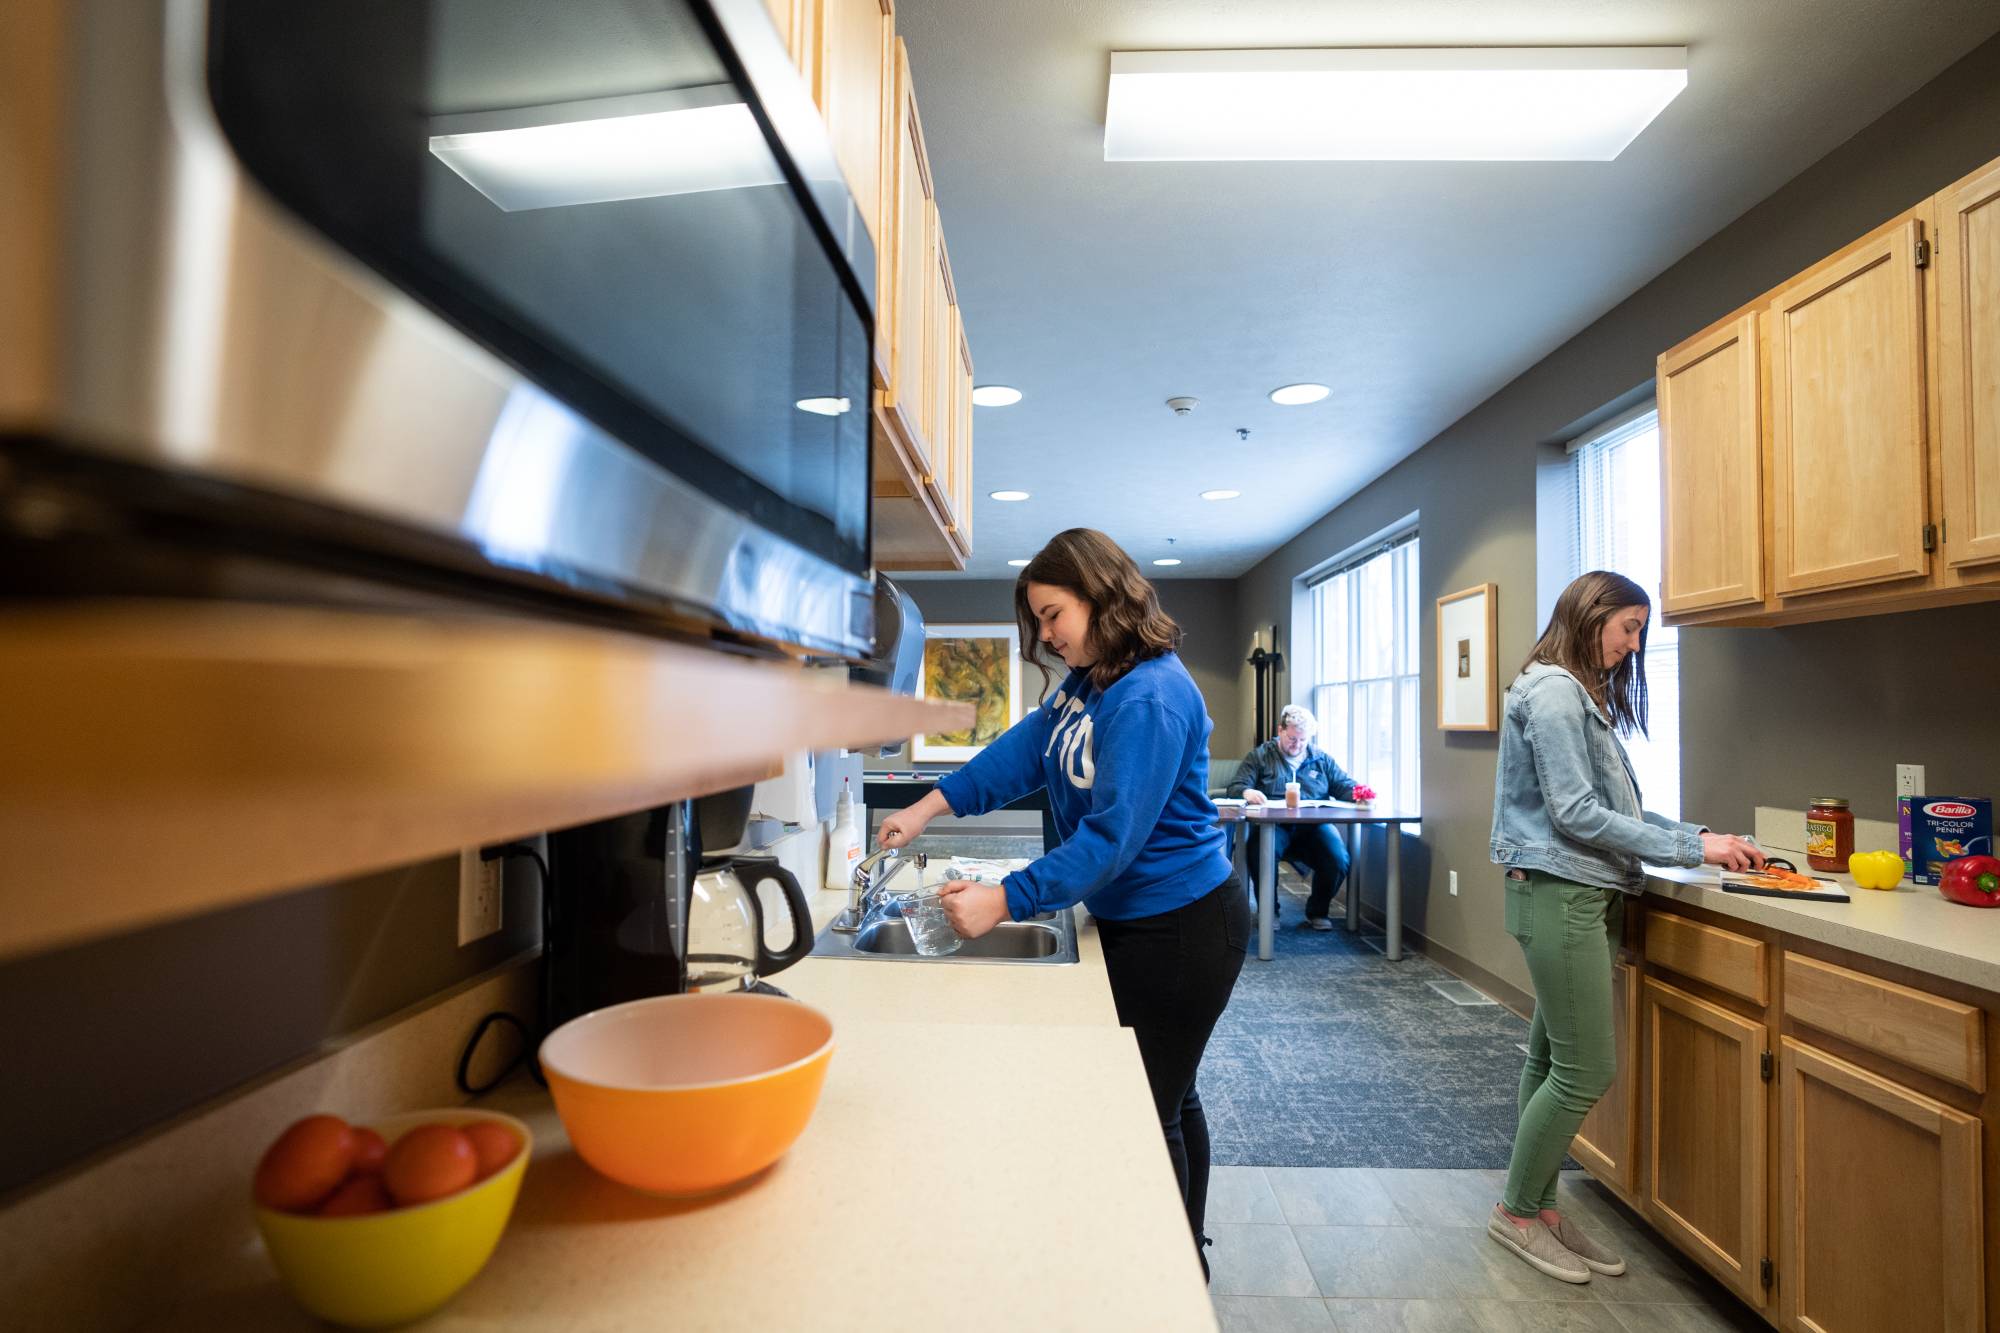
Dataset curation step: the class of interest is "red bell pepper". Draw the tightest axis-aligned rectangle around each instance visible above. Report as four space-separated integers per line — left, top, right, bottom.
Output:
1938 855 2000 908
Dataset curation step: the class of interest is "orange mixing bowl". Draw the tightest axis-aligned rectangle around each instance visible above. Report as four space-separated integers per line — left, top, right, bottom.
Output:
539 992 834 1195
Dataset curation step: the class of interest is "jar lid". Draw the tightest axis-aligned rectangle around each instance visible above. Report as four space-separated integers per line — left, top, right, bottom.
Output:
1809 797 1850 808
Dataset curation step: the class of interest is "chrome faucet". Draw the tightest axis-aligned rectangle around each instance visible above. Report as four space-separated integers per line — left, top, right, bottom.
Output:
831 845 927 932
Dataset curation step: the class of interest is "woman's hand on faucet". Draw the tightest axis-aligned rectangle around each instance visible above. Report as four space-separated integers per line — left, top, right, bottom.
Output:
878 787 952 850
938 881 1009 939
877 808 926 849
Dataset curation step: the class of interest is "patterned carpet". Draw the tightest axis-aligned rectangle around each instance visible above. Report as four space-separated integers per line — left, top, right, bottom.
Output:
1201 880 1537 1170
909 833 1539 1170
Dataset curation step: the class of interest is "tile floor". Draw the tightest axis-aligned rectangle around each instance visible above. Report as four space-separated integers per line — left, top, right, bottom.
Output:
1206 1167 1766 1333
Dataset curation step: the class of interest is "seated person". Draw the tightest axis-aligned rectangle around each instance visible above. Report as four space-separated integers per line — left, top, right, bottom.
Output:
1225 704 1376 931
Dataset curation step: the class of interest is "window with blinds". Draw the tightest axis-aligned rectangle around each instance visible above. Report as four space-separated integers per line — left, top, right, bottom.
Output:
1572 408 1680 819
1307 533 1420 815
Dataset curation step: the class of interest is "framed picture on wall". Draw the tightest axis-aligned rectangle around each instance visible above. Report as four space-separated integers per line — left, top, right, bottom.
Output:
1436 583 1498 732
913 622 1024 761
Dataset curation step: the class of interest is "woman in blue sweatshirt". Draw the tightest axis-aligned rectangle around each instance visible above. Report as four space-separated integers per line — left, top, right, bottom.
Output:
878 528 1247 1277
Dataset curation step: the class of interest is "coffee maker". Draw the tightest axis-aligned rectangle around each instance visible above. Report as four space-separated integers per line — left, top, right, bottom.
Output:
542 786 813 1034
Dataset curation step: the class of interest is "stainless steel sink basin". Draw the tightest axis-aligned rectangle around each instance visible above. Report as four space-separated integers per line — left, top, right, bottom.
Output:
812 907 1079 965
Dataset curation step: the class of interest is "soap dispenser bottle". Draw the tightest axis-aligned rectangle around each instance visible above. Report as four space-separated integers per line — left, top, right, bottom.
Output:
825 778 861 890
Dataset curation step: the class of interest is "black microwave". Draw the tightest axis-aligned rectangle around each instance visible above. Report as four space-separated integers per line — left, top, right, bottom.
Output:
0 0 877 658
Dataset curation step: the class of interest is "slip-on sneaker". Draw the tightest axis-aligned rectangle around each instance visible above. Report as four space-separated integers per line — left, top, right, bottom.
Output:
1305 916 1335 931
1487 1206 1591 1284
1549 1213 1627 1276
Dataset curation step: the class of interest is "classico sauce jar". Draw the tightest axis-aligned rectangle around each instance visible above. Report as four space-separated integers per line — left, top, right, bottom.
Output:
1805 797 1854 873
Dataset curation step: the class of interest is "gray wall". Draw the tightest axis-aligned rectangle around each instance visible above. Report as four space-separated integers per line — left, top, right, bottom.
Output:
1234 32 2000 994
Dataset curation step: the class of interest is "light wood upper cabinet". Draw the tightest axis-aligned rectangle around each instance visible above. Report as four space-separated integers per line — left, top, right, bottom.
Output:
801 18 974 570
1659 312 1764 614
1778 1038 1983 1333
882 38 935 478
1766 216 1932 596
952 321 974 555
1935 157 2000 572
923 209 959 528
761 0 819 87
1572 957 1639 1194
814 0 893 387
1644 976 1769 1307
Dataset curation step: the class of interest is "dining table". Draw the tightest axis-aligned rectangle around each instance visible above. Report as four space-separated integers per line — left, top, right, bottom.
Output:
1216 801 1423 962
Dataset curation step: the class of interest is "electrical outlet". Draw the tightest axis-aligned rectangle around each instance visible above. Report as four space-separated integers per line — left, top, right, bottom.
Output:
458 848 503 945
1449 869 1459 896
1897 763 1926 799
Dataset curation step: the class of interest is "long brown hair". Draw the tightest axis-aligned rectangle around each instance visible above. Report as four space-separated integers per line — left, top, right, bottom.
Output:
1521 570 1651 736
1015 528 1181 692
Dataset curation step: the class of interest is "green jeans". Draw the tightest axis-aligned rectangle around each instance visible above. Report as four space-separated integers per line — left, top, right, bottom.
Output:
1500 869 1624 1217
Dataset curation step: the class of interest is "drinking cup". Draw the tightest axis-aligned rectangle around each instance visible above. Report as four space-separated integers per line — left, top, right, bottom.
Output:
901 893 963 956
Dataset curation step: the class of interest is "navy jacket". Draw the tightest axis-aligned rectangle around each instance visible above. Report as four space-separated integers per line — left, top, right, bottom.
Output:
1225 739 1356 803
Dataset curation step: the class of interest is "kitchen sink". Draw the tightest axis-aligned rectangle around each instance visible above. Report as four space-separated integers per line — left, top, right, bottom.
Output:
812 907 1079 965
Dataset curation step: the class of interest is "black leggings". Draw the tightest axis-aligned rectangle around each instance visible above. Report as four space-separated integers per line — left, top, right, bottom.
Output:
1095 875 1250 1254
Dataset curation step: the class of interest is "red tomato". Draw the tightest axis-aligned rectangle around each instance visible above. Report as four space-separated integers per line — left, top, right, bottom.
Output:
253 1115 357 1213
383 1125 478 1206
350 1127 389 1175
317 1173 392 1217
462 1122 522 1180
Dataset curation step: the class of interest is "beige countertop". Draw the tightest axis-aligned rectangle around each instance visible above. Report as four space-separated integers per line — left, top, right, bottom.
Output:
143 889 1215 1332
1646 865 2000 993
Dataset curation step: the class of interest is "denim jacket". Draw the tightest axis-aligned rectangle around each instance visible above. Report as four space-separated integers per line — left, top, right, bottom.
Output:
1489 662 1705 893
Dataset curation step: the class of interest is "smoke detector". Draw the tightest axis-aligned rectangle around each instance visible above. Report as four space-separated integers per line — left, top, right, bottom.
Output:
1166 396 1199 417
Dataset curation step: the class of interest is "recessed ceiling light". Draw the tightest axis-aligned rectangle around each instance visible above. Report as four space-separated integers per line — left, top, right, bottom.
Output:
989 489 1031 502
1007 558 1032 567
1269 383 1330 406
972 385 1023 407
794 396 851 416
1153 558 1183 567
1200 489 1242 501
1104 47 1688 162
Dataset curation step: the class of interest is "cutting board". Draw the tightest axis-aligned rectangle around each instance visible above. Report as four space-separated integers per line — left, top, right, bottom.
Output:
1719 870 1851 903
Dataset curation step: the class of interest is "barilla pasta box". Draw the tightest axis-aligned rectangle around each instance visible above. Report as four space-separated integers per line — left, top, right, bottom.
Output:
1908 797 1993 885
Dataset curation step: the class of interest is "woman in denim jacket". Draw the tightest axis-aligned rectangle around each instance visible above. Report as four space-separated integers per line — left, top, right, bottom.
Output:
1486 571 1763 1285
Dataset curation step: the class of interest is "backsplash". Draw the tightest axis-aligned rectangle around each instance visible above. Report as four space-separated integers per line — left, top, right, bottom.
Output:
1681 600 2000 831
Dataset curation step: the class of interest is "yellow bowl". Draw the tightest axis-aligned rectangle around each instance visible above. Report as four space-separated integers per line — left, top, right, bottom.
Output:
540 992 834 1196
253 1108 530 1328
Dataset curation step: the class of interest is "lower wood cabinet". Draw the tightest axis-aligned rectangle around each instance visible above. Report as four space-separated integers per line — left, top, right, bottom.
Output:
1778 1038 1983 1333
1612 906 1998 1331
1643 975 1770 1307
1573 956 1638 1193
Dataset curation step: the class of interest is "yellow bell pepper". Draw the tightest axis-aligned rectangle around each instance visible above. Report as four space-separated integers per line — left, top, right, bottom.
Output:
1848 849 1904 890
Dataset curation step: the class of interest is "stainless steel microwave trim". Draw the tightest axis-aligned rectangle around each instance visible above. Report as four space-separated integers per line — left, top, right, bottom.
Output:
0 0 877 658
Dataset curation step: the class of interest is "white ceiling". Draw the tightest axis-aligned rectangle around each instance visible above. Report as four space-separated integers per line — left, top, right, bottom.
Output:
888 0 2000 579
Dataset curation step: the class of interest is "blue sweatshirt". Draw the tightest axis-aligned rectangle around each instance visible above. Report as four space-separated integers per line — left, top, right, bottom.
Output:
935 653 1232 921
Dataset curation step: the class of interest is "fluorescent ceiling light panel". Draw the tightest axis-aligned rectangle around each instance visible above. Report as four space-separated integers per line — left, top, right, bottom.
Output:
1007 558 1032 567
1200 489 1241 501
429 88 784 212
989 490 1031 501
1153 558 1183 567
972 385 1024 407
1269 383 1330 405
1105 48 1687 161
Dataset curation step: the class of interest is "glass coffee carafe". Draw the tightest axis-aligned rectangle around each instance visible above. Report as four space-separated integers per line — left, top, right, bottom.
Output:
686 855 814 992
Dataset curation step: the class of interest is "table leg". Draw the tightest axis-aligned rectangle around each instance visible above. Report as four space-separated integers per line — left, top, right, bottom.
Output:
1343 824 1362 934
1258 820 1276 962
1385 823 1403 962
1231 820 1247 885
